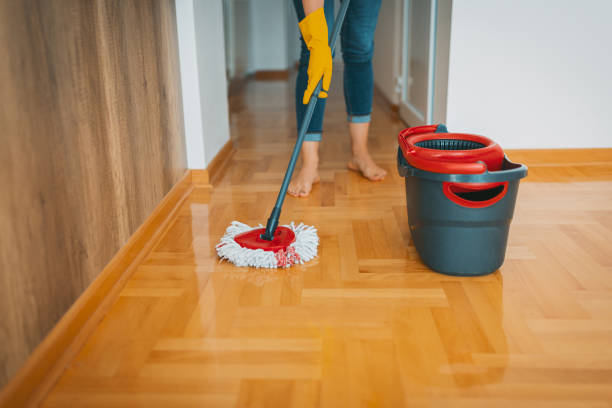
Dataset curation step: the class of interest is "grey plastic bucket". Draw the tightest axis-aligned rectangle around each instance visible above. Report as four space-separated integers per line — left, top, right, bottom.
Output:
397 148 527 276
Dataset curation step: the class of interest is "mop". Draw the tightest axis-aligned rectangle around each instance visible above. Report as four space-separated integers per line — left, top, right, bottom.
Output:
216 0 350 268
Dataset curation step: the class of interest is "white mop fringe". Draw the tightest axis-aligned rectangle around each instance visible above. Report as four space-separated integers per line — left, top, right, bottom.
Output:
216 221 319 268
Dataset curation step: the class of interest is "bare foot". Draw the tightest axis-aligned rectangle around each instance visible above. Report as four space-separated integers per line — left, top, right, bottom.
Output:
288 162 320 197
347 121 387 181
348 153 387 181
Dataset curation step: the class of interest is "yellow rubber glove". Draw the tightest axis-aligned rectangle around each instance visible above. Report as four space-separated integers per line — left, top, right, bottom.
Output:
298 8 332 104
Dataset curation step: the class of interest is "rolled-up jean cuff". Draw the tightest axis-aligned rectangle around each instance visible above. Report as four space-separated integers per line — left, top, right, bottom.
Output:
304 132 322 142
347 114 371 123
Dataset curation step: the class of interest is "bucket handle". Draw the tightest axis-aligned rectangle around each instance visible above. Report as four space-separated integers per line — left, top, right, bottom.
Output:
407 155 487 175
397 125 445 152
443 181 508 208
401 124 440 136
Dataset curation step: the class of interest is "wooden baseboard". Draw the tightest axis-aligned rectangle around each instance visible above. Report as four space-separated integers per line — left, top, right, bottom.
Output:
253 69 290 80
206 140 235 184
190 169 210 187
182 141 234 189
0 170 196 408
504 148 612 166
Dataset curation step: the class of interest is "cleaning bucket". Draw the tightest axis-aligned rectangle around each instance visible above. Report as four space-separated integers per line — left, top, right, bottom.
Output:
397 125 527 276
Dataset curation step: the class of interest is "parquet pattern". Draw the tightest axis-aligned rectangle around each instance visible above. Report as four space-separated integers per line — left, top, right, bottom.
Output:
42 72 612 407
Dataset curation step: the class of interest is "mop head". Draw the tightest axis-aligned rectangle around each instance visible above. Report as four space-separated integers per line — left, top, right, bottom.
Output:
216 221 319 268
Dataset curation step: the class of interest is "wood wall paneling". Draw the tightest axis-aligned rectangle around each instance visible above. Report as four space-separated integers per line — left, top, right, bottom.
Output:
0 0 186 387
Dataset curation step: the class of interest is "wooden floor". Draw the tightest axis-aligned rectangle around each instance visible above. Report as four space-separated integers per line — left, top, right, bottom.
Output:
42 75 612 407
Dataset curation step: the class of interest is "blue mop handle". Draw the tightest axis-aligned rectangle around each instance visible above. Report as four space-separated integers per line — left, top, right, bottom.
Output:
262 0 351 241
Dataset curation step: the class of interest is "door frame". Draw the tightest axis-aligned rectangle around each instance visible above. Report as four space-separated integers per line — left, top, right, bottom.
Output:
399 0 452 126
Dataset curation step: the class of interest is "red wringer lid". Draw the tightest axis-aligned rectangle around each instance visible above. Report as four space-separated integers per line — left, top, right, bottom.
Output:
398 125 504 174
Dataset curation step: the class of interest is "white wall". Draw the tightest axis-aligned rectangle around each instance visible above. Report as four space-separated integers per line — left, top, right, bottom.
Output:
373 0 403 105
446 0 612 149
222 0 299 77
176 0 231 168
231 0 253 78
285 1 301 68
249 0 296 71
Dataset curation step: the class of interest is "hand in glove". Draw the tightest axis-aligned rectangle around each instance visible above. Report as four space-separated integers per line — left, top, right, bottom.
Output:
298 8 332 104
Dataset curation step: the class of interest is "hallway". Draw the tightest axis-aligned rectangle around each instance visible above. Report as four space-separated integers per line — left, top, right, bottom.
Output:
42 75 612 407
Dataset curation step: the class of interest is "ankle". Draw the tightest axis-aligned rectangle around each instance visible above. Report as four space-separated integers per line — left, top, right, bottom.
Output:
301 141 319 167
302 157 319 168
351 148 370 158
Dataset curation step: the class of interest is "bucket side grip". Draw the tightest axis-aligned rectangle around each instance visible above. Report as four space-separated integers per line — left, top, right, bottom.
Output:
443 181 508 208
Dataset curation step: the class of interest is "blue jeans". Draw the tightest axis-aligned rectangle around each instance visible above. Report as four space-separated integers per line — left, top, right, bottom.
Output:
293 0 382 142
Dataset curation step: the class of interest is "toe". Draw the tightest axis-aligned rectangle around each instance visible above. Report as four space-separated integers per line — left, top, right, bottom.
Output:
299 186 310 197
372 166 386 180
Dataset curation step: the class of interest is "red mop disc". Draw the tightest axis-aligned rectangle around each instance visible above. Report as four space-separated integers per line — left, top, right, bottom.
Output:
233 226 296 252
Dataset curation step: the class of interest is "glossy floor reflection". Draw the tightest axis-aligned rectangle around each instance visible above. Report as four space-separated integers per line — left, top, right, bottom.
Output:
43 73 612 407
